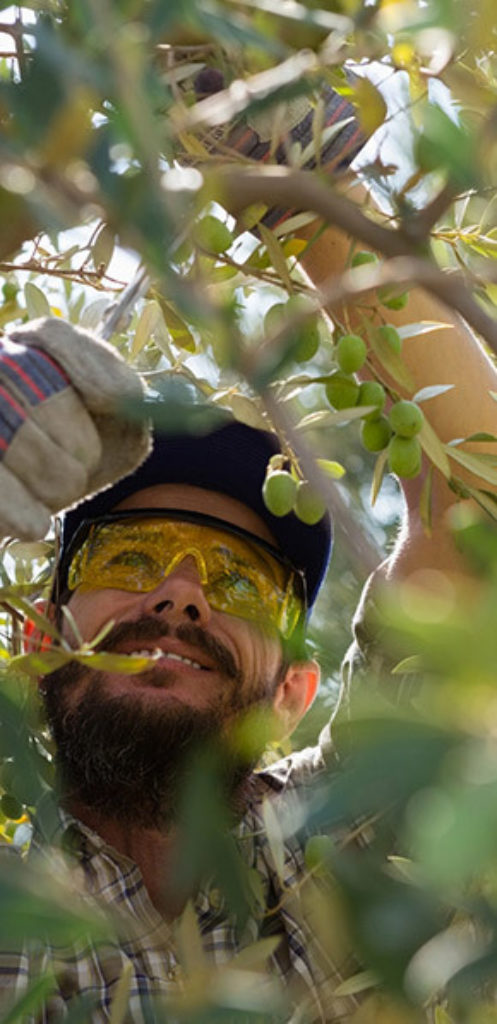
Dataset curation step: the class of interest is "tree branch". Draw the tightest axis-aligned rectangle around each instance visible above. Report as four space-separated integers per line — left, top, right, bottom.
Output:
212 165 497 352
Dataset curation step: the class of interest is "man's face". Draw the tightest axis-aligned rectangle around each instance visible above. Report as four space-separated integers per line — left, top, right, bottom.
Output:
43 484 291 826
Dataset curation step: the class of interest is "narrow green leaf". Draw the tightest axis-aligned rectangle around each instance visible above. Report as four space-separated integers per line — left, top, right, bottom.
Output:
316 458 346 479
396 321 452 340
447 446 497 486
464 432 497 442
370 448 388 506
368 329 413 390
258 224 293 293
74 651 160 674
413 385 454 403
463 485 497 523
391 655 423 675
419 419 451 479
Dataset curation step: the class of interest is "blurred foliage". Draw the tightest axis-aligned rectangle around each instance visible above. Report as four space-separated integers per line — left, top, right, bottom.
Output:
0 0 497 1020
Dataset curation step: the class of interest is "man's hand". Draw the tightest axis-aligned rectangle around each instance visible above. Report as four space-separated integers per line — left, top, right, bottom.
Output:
0 317 150 541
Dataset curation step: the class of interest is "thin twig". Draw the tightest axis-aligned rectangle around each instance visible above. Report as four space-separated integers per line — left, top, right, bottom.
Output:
13 8 26 79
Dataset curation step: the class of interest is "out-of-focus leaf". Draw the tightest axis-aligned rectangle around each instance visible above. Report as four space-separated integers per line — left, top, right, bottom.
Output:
1 973 56 1024
391 655 423 675
79 298 111 330
351 77 387 136
416 105 480 189
231 936 281 971
10 651 72 677
177 901 208 977
258 224 293 292
155 294 196 352
108 961 134 1024
262 797 285 883
131 299 164 358
297 406 370 430
0 855 110 945
91 223 115 274
316 458 346 480
333 969 377 997
24 282 50 319
212 392 267 430
6 541 51 563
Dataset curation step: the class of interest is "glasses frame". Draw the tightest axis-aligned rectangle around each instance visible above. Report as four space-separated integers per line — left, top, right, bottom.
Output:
56 508 308 628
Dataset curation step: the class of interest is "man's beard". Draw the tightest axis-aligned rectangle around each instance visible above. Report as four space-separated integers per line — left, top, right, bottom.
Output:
42 617 280 829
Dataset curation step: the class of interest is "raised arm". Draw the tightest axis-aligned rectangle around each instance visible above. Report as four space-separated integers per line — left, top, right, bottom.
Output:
297 193 497 592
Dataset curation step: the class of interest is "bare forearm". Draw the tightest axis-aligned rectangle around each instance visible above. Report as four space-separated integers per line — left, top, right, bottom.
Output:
298 207 497 583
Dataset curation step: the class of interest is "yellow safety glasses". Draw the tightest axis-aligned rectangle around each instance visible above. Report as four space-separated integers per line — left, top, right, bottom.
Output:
65 510 306 639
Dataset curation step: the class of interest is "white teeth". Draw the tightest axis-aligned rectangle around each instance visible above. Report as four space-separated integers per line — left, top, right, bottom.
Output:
166 652 203 670
130 649 161 659
128 649 204 669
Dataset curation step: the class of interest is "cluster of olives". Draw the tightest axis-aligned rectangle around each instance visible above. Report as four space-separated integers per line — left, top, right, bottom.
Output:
262 469 326 525
326 327 424 479
359 397 424 478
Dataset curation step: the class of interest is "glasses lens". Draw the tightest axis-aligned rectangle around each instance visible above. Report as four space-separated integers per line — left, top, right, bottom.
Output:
68 516 303 637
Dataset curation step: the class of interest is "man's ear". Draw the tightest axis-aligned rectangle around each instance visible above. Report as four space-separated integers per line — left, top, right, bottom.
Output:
272 660 320 738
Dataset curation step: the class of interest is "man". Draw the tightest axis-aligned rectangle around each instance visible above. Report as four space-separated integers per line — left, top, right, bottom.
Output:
0 320 367 1021
1 300 497 1024
1 86 497 1024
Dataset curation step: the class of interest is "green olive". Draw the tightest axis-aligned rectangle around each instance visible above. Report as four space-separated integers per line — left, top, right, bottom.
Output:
262 471 297 517
357 380 386 419
336 333 367 374
361 415 392 452
194 215 234 254
388 436 422 478
294 481 326 525
325 371 360 410
389 400 424 439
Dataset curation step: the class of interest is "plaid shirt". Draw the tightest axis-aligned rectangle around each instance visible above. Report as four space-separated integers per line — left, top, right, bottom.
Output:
0 740 366 1023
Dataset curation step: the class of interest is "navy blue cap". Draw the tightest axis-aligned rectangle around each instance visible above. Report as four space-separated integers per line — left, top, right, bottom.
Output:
59 420 332 607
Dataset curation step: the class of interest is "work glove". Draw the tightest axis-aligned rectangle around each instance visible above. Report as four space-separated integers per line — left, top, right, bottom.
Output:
0 317 150 541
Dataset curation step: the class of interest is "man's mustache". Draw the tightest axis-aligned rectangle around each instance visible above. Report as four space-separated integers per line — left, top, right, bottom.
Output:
94 617 242 684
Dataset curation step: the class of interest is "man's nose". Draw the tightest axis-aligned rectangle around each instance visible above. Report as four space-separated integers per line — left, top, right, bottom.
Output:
141 556 212 625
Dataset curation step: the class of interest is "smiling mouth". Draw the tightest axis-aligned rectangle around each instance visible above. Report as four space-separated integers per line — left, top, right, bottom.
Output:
130 648 211 671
